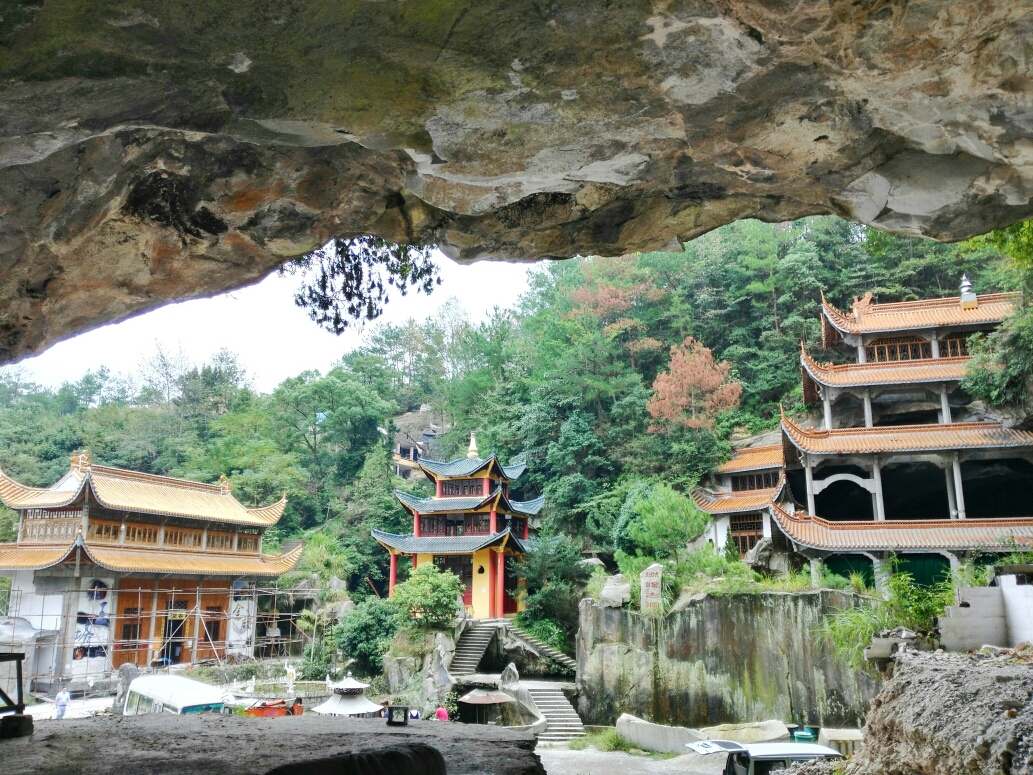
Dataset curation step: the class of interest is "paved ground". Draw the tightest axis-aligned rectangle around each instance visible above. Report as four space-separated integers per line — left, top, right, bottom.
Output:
537 745 725 775
24 696 113 720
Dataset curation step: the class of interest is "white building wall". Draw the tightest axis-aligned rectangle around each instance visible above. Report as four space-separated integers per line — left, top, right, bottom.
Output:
10 570 65 631
1001 575 1033 647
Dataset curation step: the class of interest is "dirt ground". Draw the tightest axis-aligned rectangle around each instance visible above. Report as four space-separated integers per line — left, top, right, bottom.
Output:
537 746 725 775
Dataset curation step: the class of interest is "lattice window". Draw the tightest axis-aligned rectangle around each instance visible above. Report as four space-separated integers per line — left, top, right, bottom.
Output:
22 519 80 542
442 479 486 497
942 334 971 358
125 524 159 545
865 336 932 363
207 532 234 550
238 534 259 552
203 606 222 645
164 528 204 548
463 514 491 535
731 471 779 491
729 514 764 557
86 520 121 542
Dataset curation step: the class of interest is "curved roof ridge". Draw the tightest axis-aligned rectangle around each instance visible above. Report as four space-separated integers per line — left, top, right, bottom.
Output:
245 495 288 523
91 465 225 493
0 468 86 510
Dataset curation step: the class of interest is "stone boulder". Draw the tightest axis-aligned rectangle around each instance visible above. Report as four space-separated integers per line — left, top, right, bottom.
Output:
500 662 520 688
112 663 140 715
599 574 632 608
745 538 790 578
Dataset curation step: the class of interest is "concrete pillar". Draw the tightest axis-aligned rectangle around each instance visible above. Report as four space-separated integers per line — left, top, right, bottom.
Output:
158 518 165 548
863 389 874 428
952 454 967 519
872 557 891 597
809 557 823 589
804 456 816 515
822 395 833 430
872 456 886 521
940 551 960 574
857 344 867 364
388 553 397 597
233 529 239 552
931 336 940 358
945 465 958 518
940 385 952 424
192 583 203 663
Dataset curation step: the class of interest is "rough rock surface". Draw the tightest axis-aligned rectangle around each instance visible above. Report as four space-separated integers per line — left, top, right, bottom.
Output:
845 649 1033 775
0 715 544 775
2 2 1033 361
600 574 634 608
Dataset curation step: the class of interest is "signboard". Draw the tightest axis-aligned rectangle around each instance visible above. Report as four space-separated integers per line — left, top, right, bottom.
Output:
640 563 664 613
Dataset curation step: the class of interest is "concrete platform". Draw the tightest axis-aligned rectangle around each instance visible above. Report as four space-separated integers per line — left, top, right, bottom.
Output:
0 715 545 775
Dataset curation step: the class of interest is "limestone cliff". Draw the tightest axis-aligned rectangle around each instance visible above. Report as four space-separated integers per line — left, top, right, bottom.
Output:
2 1 1033 361
576 591 878 728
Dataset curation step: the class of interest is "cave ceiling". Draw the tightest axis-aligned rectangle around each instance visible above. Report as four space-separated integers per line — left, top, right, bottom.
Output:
1 0 1032 362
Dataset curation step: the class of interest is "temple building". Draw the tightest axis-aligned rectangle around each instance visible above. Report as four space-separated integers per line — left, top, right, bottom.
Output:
697 279 1033 584
373 435 543 619
0 451 301 692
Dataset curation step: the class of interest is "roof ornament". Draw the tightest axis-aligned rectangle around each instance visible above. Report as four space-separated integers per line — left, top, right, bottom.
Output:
70 450 93 474
219 474 232 494
467 433 479 459
960 274 978 310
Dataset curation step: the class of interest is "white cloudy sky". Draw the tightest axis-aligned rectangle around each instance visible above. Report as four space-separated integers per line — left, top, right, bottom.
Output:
12 251 535 394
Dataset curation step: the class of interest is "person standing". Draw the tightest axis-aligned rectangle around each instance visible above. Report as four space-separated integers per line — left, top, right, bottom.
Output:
434 706 449 721
55 686 71 720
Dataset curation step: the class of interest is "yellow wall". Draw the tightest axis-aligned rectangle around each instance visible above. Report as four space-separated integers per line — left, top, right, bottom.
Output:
471 548 492 619
415 553 433 571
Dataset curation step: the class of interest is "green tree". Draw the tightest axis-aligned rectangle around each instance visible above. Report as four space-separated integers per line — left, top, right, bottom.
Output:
390 562 464 628
337 598 400 675
514 532 592 638
627 484 710 560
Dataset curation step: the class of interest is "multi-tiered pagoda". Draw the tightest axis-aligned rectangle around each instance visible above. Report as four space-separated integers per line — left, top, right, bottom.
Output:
696 279 1033 585
373 435 543 619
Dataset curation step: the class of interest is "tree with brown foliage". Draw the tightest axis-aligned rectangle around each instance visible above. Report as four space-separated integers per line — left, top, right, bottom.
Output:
647 337 742 430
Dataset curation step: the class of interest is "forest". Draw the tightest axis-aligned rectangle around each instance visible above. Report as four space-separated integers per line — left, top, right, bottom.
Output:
0 216 1029 651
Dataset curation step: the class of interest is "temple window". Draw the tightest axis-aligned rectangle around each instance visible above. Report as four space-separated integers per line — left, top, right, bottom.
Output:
238 532 260 552
729 514 764 557
942 333 970 358
86 520 121 542
731 471 779 491
442 478 486 497
865 336 932 363
207 532 234 550
164 528 204 548
124 524 159 545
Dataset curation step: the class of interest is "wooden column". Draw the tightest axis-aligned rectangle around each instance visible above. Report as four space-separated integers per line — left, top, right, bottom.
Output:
388 554 398 597
495 550 505 618
483 477 491 496
487 553 496 619
489 509 497 535
148 579 160 664
523 519 529 541
414 511 421 538
804 455 816 515
119 514 126 546
158 518 165 547
952 453 967 519
436 480 442 497
192 582 203 664
872 456 886 521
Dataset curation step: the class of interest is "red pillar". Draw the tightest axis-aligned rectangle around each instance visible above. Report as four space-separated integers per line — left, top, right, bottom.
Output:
523 518 529 541
414 511 421 537
489 509 497 535
487 553 496 618
495 550 506 617
389 553 398 597
412 555 418 569
436 480 443 497
483 477 491 496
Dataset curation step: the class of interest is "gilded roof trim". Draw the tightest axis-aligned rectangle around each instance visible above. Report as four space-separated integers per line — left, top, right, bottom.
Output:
820 292 1017 336
715 444 784 473
693 476 785 515
770 503 1033 552
781 414 1033 455
800 349 972 388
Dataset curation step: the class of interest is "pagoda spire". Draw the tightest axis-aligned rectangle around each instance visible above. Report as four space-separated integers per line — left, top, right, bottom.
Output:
467 433 479 459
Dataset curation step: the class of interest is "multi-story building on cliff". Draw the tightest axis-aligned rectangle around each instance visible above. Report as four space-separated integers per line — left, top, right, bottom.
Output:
697 279 1033 585
0 451 301 692
373 435 542 619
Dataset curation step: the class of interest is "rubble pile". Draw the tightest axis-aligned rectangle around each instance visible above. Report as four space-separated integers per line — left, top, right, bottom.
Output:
846 647 1033 775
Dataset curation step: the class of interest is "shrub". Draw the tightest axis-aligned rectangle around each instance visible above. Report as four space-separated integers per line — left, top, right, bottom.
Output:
627 483 710 559
390 561 464 628
514 614 570 655
337 597 400 674
514 532 592 637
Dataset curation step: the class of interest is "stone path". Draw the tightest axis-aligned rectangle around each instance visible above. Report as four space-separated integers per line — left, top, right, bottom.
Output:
537 747 725 775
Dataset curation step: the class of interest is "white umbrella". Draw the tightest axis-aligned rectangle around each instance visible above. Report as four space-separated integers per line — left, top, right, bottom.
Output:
310 692 383 716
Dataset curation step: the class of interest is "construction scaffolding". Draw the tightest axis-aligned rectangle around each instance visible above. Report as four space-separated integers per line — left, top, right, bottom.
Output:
0 579 317 695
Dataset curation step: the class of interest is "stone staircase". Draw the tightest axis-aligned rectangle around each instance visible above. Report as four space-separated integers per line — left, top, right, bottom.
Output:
450 619 505 676
527 686 585 743
506 625 577 672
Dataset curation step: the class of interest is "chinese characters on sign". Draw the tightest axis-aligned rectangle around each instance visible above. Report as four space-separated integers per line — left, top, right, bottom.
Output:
640 563 664 613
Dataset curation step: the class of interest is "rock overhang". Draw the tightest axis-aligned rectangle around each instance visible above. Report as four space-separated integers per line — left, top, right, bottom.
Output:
1 0 1032 362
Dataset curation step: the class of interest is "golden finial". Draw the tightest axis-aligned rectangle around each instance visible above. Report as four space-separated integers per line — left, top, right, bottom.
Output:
219 474 232 494
467 433 479 459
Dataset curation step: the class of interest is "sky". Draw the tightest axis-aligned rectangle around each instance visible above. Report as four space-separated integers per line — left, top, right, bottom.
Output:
11 251 535 394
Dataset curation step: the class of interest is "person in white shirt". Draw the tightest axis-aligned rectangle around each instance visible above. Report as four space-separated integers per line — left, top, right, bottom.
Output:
55 686 71 720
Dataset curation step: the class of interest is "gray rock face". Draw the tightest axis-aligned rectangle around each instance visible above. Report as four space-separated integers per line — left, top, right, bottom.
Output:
576 592 879 728
599 574 632 608
2 2 1033 362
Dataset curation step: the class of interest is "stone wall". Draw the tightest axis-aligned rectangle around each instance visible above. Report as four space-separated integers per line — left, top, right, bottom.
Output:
576 591 878 728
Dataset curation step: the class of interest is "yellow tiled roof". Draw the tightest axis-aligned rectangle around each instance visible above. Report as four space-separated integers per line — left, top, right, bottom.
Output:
821 291 1017 336
800 349 971 388
781 415 1033 455
716 444 784 473
0 454 286 526
0 540 303 576
770 503 1033 552
693 478 784 515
